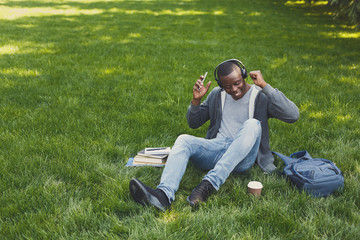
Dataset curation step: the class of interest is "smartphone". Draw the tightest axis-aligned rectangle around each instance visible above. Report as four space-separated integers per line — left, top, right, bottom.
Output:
199 72 208 90
201 72 208 84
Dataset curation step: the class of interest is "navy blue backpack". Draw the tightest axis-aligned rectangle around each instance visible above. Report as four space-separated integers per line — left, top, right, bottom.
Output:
273 151 344 197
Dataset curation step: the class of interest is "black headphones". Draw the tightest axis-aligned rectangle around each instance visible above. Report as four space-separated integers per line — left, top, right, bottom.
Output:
213 59 248 88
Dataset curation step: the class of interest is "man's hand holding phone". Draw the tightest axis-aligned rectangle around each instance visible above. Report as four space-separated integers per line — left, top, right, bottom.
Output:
192 72 211 106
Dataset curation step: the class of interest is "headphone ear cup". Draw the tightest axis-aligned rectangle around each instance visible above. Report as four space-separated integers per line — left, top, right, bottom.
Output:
242 69 247 79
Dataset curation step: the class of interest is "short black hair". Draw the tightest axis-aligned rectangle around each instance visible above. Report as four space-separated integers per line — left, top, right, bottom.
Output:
217 61 240 78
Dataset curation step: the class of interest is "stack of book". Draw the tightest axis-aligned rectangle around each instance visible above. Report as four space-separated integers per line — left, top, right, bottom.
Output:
132 147 171 166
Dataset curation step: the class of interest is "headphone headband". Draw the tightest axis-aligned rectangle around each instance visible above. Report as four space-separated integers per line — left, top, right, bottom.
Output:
214 59 247 88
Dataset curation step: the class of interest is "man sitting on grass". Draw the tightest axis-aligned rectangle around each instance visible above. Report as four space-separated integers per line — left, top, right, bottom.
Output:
129 59 299 211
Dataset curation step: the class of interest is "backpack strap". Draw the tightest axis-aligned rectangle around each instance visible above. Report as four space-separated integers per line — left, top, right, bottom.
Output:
272 151 299 166
249 86 260 119
290 151 312 160
221 90 226 112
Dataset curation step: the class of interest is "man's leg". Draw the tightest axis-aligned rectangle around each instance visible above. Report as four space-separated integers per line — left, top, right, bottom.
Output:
186 119 261 206
130 134 226 210
157 134 227 203
203 119 262 190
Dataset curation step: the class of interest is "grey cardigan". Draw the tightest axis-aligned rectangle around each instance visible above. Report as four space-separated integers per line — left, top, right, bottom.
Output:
186 84 299 173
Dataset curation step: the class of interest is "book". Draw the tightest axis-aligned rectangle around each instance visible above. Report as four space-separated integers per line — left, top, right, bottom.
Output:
144 147 171 155
133 154 167 164
126 147 171 167
136 149 168 159
126 158 165 167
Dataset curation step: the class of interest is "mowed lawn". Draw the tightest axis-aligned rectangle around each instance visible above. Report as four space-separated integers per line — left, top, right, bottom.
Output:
0 0 359 239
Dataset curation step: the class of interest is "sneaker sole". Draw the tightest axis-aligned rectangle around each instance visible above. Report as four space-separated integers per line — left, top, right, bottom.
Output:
186 196 195 207
186 196 200 207
129 179 167 212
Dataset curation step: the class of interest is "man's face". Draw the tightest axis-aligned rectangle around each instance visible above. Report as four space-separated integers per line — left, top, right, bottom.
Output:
219 68 249 100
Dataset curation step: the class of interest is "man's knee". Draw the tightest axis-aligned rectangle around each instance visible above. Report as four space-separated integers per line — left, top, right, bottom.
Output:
174 134 192 146
244 119 262 134
245 118 260 126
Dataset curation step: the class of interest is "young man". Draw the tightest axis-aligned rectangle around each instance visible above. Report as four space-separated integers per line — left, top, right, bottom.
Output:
129 59 299 211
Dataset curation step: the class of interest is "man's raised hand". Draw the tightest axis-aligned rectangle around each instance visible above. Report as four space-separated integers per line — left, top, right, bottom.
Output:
192 75 211 105
249 70 267 89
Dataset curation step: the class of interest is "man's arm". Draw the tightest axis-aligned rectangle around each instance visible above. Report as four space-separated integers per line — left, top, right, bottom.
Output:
186 75 212 129
250 70 299 123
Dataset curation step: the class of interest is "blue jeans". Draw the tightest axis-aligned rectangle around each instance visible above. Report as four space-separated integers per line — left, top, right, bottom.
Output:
157 119 262 203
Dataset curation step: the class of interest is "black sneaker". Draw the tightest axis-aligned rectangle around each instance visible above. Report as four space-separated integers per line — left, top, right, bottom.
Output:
129 178 170 212
186 180 215 207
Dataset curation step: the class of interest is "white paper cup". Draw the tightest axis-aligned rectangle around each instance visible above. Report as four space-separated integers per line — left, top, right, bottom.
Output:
247 181 263 197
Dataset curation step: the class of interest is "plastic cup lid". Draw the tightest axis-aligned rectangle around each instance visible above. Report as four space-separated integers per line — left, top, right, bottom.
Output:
247 181 263 189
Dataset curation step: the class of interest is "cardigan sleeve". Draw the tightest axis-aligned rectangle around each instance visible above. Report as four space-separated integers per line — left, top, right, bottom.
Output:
186 91 212 129
262 84 299 123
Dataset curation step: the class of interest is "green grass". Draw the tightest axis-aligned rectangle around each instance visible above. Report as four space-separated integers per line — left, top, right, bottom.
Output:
0 0 359 239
